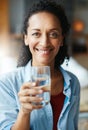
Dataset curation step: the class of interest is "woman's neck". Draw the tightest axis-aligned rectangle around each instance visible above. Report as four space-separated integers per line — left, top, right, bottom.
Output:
51 69 64 96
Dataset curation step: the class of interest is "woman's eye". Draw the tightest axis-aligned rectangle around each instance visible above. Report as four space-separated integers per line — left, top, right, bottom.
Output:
49 32 59 38
32 32 40 37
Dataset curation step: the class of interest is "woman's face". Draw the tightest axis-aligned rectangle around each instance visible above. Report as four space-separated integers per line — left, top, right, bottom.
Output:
24 12 63 67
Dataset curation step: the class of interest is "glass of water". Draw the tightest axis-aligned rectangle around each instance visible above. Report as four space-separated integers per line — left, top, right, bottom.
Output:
31 66 51 106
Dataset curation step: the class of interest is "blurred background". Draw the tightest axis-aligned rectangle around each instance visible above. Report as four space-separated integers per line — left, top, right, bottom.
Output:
0 0 88 129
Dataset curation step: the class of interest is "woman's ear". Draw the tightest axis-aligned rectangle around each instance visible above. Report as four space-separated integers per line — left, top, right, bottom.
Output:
24 35 29 46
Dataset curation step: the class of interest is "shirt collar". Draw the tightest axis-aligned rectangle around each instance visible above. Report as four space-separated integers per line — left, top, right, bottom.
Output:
60 67 71 88
59 66 72 98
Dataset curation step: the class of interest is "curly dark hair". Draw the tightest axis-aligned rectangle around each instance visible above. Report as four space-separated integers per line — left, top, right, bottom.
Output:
17 0 70 69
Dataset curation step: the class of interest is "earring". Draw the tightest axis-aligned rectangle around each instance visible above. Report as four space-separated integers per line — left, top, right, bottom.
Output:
66 58 68 66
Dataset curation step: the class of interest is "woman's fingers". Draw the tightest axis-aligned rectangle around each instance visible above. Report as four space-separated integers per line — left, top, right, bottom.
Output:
18 82 44 113
19 95 43 103
18 82 43 96
21 102 43 111
18 88 43 96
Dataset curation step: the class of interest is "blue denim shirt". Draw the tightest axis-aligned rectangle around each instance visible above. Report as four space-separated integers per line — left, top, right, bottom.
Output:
0 61 80 130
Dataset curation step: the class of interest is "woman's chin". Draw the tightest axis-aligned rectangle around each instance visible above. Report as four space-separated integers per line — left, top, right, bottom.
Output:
36 58 51 66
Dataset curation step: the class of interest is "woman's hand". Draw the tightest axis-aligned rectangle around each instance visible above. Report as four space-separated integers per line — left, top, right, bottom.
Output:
18 82 43 114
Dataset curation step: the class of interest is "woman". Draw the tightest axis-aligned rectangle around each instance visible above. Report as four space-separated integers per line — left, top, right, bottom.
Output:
0 0 80 130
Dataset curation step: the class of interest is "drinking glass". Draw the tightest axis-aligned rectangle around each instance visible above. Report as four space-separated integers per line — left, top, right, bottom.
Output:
31 66 51 106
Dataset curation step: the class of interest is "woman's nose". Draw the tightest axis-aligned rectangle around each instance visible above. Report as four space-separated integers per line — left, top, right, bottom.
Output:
40 34 50 46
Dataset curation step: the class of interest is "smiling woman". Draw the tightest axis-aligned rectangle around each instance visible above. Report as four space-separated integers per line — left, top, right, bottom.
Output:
17 1 70 68
0 0 80 130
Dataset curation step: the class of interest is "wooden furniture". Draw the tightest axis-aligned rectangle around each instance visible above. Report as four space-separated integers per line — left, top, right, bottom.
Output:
0 0 9 46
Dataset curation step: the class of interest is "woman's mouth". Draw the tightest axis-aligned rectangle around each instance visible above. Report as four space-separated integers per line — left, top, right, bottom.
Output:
35 48 52 55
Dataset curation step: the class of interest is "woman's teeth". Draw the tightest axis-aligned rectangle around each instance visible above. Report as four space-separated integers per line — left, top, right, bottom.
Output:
37 49 50 54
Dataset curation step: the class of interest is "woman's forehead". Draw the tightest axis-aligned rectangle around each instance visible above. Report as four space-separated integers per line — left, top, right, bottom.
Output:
28 12 61 28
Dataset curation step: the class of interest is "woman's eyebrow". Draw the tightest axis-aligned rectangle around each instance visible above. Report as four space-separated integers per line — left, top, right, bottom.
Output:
31 29 40 31
50 28 61 31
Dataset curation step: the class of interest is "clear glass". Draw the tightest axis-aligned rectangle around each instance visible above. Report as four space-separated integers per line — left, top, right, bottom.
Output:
31 66 51 106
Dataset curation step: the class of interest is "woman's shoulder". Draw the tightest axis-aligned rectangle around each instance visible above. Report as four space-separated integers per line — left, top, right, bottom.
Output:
67 70 80 84
0 60 32 87
0 66 25 84
66 70 80 94
60 66 80 83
